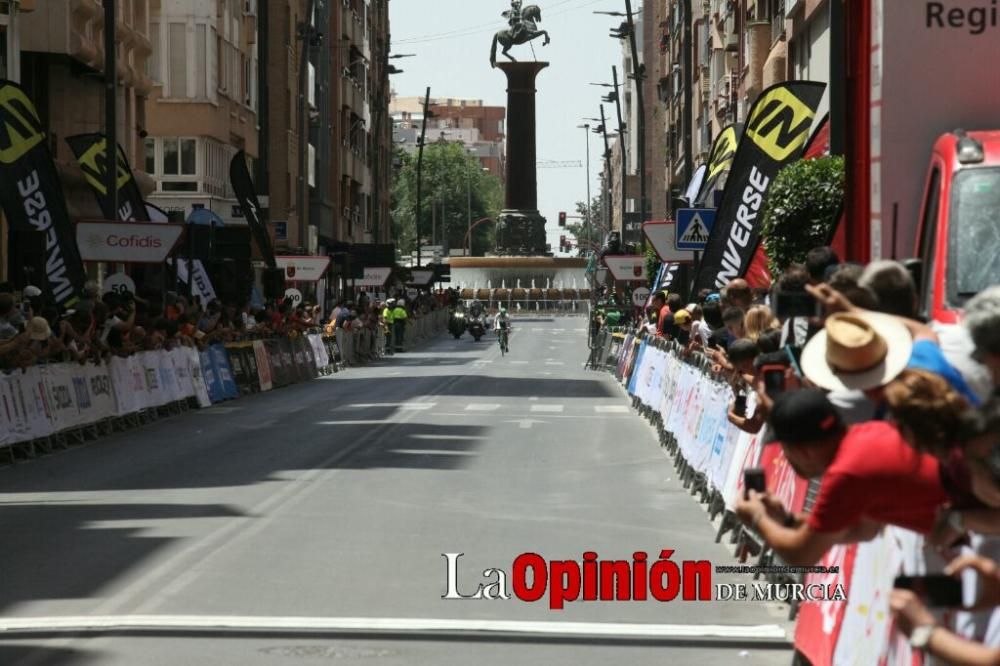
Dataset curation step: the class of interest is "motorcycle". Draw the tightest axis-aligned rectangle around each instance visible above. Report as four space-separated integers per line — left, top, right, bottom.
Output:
468 316 486 342
448 308 468 339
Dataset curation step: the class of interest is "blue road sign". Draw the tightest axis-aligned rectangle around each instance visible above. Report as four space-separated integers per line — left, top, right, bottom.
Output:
675 209 716 251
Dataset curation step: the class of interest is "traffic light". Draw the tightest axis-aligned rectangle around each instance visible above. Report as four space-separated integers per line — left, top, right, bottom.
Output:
559 235 566 251
558 211 566 227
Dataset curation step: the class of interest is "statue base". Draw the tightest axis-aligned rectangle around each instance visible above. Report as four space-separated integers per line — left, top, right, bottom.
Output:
495 209 548 256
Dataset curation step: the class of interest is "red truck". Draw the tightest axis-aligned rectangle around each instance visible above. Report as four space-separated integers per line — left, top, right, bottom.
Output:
845 0 1000 323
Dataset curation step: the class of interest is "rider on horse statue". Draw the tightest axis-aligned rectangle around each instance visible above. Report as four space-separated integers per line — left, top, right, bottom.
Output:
490 0 550 67
504 0 526 42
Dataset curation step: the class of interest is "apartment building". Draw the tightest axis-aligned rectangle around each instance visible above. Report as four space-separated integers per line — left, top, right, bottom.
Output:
390 95 506 181
143 0 259 227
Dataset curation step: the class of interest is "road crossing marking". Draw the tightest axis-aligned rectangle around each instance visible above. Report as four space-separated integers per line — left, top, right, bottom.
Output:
464 403 501 412
0 615 788 642
389 449 478 457
545 361 566 366
595 405 630 414
530 404 564 413
401 403 437 411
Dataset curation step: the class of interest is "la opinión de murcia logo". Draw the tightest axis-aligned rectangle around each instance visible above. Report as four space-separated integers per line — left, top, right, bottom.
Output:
443 551 713 609
443 552 847 608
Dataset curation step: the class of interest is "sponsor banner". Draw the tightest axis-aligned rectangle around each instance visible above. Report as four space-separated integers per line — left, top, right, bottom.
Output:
408 270 435 286
603 255 648 282
759 443 810 515
694 123 743 207
794 544 858 666
172 258 219 303
200 349 223 403
276 256 332 282
230 150 276 267
209 343 239 400
642 222 692 262
355 267 392 287
253 340 273 392
0 80 87 308
690 81 826 296
76 221 184 263
307 334 330 370
65 133 149 222
186 347 212 408
140 350 168 408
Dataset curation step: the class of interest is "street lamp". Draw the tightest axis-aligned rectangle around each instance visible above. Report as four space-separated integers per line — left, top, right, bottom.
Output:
576 123 593 260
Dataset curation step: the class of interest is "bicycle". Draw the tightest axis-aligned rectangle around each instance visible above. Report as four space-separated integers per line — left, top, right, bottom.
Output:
497 323 509 356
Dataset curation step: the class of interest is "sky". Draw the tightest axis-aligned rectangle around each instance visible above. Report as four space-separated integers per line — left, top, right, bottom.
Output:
389 0 627 254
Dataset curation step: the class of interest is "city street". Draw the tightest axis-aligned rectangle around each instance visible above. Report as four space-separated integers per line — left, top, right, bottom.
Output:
0 320 791 665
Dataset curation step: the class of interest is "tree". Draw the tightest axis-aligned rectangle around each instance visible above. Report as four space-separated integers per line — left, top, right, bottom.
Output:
761 156 846 274
566 193 606 256
391 143 503 257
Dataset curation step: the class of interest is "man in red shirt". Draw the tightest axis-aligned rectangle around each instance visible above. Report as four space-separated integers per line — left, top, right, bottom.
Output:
649 292 669 338
736 389 948 566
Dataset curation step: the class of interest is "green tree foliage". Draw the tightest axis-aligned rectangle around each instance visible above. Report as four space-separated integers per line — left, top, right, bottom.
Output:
566 193 606 256
761 156 846 274
390 143 503 257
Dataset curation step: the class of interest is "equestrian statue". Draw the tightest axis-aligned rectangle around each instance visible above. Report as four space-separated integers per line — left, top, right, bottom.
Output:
490 0 550 67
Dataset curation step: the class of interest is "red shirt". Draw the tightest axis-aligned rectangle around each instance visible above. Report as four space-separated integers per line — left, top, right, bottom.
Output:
807 422 948 534
656 305 671 337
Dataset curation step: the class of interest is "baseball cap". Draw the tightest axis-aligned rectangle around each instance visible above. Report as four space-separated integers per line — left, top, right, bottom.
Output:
23 285 42 298
673 309 692 325
768 389 845 445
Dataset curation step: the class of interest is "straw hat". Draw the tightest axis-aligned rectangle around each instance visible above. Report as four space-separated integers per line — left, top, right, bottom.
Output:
27 316 51 341
801 312 912 391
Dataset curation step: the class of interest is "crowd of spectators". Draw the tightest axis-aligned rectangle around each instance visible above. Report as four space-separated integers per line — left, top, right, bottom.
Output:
620 249 1000 663
0 279 445 371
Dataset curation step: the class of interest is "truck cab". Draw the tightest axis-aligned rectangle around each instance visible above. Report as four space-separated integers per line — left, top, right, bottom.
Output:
914 130 1000 323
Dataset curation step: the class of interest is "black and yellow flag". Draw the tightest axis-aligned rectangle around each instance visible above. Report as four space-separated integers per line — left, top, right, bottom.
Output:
694 123 742 207
690 81 826 295
0 80 87 308
66 133 149 222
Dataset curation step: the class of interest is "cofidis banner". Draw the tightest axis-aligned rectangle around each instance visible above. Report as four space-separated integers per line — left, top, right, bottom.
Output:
689 81 826 295
66 133 149 223
0 80 86 308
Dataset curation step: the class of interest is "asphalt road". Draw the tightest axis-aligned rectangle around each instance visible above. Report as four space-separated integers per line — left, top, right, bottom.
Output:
0 317 793 665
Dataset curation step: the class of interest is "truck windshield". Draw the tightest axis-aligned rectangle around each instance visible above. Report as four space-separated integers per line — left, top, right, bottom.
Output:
948 167 1000 307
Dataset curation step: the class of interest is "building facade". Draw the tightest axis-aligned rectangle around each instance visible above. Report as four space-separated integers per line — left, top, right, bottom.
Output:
390 95 506 181
143 0 259 227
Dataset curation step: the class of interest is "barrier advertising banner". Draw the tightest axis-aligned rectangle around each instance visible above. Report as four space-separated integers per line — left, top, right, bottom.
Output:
65 133 149 222
253 340 273 392
0 80 87 308
690 81 826 295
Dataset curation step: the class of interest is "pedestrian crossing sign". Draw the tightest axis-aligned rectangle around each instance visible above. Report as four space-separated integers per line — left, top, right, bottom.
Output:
675 208 716 251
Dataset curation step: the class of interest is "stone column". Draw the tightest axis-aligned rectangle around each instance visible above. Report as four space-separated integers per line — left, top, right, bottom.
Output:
495 61 548 256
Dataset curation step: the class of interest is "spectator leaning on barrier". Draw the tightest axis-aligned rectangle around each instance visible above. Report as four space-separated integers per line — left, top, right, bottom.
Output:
735 389 949 566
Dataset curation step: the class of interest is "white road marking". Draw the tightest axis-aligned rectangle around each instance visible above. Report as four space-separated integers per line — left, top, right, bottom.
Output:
595 405 630 414
389 449 477 457
409 434 485 441
401 403 437 411
530 404 564 413
511 360 530 365
0 615 787 641
505 419 547 429
316 420 394 426
545 361 566 366
464 403 501 412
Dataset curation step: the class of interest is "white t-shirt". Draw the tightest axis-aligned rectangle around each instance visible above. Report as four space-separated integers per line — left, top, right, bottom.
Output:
691 319 712 346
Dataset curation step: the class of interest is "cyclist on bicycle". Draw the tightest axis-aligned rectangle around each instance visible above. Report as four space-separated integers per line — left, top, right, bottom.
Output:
494 306 512 352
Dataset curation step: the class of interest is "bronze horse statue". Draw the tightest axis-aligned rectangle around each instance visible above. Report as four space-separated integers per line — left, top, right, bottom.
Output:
490 4 550 67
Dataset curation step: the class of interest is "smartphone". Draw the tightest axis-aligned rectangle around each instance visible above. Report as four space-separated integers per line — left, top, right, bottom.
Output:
774 290 821 320
760 364 787 398
893 575 964 608
733 393 748 417
744 467 766 499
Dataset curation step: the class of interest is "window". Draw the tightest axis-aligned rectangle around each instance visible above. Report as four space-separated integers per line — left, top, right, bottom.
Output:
947 167 1000 307
147 23 160 82
168 23 187 97
918 166 941 315
162 138 197 176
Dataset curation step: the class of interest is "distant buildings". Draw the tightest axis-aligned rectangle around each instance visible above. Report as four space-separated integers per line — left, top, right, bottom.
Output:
390 95 506 182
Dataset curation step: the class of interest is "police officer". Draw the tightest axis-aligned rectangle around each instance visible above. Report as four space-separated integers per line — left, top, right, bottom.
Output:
381 299 395 356
391 298 409 352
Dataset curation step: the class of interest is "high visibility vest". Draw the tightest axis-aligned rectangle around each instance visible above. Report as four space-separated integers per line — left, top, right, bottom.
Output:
392 306 408 320
382 307 394 324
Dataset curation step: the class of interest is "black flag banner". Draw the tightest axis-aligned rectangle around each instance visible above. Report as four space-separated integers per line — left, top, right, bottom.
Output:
0 80 87 308
694 122 742 207
229 151 276 268
66 133 149 222
689 81 826 295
